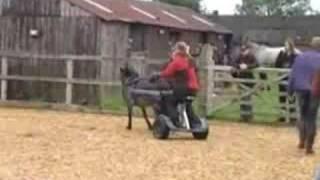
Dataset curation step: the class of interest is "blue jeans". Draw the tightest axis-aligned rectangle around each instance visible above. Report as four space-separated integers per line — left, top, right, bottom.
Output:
297 90 320 150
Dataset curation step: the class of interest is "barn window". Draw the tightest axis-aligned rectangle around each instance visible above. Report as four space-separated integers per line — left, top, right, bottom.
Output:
200 32 209 44
129 24 146 52
169 31 181 46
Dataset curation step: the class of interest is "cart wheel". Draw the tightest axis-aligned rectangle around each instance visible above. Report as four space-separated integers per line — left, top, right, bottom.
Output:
153 115 170 140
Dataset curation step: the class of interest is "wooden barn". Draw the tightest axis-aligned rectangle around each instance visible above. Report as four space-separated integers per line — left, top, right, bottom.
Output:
0 0 231 105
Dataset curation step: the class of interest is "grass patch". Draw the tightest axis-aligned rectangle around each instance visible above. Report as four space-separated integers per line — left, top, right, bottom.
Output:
100 94 127 112
99 88 154 116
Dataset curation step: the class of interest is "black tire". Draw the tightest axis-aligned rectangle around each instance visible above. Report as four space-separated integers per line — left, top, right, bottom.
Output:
192 129 209 140
192 118 209 140
153 115 170 140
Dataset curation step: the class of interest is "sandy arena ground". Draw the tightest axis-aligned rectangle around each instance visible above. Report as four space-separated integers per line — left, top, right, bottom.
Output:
0 108 319 180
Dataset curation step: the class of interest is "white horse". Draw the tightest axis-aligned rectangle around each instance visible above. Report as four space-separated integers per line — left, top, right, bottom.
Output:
245 40 302 67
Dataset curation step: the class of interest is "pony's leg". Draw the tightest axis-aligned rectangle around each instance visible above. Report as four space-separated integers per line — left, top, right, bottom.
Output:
127 106 133 130
142 107 153 130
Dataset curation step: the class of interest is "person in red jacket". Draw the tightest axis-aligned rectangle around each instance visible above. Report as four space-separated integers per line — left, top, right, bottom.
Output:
152 41 201 128
160 43 200 94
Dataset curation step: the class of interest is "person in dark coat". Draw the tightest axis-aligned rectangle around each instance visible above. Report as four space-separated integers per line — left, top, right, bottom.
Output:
232 46 258 121
288 36 320 155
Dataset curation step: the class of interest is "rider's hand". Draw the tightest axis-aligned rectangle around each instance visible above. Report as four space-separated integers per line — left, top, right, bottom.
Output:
239 63 248 70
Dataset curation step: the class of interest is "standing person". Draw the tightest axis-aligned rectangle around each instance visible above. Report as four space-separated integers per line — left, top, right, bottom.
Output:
232 46 258 122
216 35 226 65
288 36 320 155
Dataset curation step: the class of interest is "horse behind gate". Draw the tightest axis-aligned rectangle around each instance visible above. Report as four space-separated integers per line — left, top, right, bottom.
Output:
245 39 301 67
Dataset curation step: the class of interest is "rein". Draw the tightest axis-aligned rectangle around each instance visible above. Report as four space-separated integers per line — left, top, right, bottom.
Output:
125 76 140 86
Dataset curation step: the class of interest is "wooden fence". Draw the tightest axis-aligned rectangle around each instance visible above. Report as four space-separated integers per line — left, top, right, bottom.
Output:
0 46 300 123
0 51 164 105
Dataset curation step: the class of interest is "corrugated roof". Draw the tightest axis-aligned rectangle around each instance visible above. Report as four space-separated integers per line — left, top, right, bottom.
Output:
65 0 232 34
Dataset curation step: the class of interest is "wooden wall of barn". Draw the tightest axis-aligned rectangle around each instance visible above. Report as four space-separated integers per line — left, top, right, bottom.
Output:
0 0 92 17
61 0 92 17
0 17 99 54
0 16 104 104
97 22 130 102
144 26 171 59
0 0 61 16
141 26 211 59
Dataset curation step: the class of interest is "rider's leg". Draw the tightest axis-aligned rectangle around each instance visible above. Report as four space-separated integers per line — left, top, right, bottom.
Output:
164 84 188 126
185 90 202 128
164 95 179 125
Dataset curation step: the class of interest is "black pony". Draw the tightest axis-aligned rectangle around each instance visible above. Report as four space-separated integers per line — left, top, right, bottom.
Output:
120 63 170 130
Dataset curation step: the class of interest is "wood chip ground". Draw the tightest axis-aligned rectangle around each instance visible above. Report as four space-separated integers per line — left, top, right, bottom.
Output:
0 108 318 180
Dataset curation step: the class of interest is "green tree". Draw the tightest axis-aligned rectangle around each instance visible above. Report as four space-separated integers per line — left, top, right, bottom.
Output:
235 0 313 16
155 0 203 12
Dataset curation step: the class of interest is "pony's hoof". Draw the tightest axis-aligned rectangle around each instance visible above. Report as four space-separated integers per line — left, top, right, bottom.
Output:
306 149 315 155
126 126 132 130
278 117 286 122
298 143 305 149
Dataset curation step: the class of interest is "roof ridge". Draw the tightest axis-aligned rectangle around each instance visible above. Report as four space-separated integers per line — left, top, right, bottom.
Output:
63 0 232 34
140 0 196 13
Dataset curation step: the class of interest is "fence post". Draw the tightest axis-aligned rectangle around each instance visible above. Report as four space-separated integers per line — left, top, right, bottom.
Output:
1 57 8 101
65 59 73 105
198 44 214 117
99 58 108 106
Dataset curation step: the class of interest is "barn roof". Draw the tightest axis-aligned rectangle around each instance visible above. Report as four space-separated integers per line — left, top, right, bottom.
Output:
65 0 232 34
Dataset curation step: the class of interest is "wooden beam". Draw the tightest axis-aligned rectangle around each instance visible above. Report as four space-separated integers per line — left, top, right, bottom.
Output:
0 51 166 64
65 60 73 105
0 75 121 86
0 52 104 61
208 65 291 73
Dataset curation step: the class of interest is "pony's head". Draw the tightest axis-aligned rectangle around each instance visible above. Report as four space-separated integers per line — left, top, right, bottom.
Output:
120 62 139 84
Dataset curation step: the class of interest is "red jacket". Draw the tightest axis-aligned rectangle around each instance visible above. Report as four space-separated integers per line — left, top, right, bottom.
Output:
160 53 200 91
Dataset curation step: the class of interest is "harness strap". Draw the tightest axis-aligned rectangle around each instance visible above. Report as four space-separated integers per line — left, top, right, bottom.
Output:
129 88 173 96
